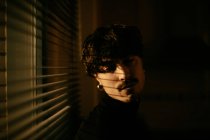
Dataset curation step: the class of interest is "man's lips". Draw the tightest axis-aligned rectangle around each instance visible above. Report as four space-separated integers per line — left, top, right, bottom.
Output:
118 79 138 91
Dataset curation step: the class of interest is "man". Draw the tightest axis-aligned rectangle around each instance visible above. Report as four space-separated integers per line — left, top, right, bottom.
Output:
75 24 149 140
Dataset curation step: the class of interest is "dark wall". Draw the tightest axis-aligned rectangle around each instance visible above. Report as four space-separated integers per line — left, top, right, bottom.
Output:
96 0 210 138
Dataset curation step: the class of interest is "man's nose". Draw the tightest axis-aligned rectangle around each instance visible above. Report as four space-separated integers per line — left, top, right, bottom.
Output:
115 65 130 81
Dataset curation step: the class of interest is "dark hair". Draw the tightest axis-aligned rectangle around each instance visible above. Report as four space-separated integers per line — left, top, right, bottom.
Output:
81 24 144 77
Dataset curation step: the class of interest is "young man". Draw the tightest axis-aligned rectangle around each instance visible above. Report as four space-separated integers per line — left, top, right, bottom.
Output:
75 24 149 140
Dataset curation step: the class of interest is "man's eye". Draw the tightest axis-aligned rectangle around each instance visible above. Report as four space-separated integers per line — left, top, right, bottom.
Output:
98 63 116 73
98 66 109 72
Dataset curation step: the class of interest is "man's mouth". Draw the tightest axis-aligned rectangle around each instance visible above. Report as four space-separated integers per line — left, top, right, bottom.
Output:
118 79 138 91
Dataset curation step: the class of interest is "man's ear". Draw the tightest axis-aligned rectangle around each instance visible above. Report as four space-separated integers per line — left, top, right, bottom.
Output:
94 73 100 83
93 73 97 78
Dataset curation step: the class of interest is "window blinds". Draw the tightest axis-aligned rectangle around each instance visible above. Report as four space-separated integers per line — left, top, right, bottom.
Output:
0 0 7 139
0 0 80 139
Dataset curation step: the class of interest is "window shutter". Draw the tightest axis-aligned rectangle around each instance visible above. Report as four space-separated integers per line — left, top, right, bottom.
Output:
0 0 7 139
0 0 80 139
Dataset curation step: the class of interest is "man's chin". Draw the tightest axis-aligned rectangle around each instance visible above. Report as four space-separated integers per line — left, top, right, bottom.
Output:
118 94 133 103
109 93 133 103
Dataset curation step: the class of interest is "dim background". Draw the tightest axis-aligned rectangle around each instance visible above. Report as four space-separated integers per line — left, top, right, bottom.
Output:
0 0 209 139
80 0 210 138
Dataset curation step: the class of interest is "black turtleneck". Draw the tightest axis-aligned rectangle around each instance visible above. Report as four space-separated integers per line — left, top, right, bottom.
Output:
75 93 149 140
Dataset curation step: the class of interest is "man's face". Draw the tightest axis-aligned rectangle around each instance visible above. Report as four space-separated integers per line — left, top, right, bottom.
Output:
95 56 145 103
